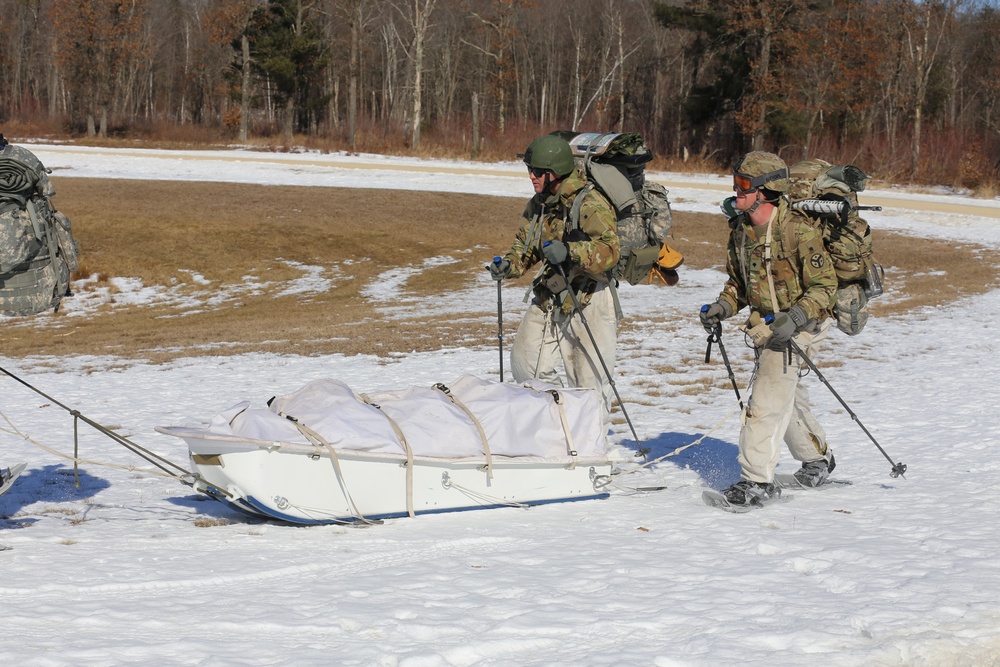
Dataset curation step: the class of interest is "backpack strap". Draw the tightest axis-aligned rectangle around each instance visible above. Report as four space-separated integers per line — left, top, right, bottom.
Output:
608 280 623 320
25 199 47 244
568 182 594 232
524 209 544 255
762 207 780 314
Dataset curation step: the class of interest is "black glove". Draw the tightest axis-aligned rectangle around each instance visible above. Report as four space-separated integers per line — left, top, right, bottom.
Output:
699 302 731 332
768 305 808 347
542 240 569 265
487 258 511 281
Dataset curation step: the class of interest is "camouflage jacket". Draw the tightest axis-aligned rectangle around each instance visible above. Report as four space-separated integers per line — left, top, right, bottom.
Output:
503 169 619 310
718 198 836 322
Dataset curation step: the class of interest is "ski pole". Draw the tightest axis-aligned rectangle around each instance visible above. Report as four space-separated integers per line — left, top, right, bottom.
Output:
703 321 743 410
492 256 505 382
788 339 907 478
547 256 646 459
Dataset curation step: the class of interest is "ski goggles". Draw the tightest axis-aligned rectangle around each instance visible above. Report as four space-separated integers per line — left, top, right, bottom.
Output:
733 167 788 194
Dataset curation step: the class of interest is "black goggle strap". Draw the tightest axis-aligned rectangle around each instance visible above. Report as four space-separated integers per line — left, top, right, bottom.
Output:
735 167 788 192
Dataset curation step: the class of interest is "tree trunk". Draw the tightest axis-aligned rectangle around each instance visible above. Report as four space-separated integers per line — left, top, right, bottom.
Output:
472 91 480 157
48 65 60 119
331 76 340 130
240 34 250 143
572 38 581 129
411 6 424 149
284 96 294 144
540 81 547 127
751 28 772 152
349 5 360 149
617 14 625 132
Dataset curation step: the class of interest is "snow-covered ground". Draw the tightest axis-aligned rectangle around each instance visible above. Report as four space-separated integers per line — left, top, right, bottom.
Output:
2 144 999 666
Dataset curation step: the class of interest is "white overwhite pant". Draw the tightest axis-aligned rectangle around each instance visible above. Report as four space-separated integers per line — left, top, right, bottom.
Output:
510 285 618 425
738 320 833 483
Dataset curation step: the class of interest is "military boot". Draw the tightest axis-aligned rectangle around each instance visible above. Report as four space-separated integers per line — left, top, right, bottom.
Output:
722 479 781 507
793 453 836 488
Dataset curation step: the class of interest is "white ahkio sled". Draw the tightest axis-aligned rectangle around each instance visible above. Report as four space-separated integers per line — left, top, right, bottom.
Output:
158 375 615 525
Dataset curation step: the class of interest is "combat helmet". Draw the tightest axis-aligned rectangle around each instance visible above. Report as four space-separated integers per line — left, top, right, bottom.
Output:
521 135 575 177
733 151 790 195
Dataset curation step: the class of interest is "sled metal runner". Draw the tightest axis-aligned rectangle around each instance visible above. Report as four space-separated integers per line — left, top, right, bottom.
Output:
158 426 612 525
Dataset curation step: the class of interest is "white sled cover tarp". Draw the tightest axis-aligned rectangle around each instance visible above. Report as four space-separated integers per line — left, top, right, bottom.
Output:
203 374 607 459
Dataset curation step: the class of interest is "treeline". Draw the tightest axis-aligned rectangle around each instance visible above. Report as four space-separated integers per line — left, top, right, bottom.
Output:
1 0 998 189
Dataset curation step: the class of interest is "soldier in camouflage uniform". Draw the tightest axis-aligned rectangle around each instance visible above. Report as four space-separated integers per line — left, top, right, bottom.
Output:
700 151 838 508
489 135 620 423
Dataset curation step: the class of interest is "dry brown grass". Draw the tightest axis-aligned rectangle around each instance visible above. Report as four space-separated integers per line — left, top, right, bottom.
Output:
2 179 997 363
194 517 232 527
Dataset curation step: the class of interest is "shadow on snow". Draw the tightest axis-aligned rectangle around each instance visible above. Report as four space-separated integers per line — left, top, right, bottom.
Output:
166 493 266 524
621 431 741 489
0 464 111 528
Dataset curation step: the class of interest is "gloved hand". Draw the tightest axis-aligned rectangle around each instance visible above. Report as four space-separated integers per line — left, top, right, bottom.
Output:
487 257 511 281
541 240 569 265
768 305 808 347
699 302 731 332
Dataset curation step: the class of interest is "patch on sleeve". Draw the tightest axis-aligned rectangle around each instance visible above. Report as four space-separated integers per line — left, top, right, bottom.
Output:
809 253 826 269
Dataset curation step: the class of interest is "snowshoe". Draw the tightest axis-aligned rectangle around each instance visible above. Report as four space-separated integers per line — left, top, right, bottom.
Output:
0 463 26 498
702 480 781 513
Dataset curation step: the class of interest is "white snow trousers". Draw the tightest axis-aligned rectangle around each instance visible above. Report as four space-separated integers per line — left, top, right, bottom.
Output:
739 320 833 484
510 285 618 426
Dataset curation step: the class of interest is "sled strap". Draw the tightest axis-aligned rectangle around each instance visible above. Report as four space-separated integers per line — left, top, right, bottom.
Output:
360 394 415 518
546 389 578 469
281 413 377 524
433 383 493 482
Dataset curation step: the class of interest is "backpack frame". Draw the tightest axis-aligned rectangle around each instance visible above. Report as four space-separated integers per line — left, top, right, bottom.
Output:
564 132 674 286
785 160 885 336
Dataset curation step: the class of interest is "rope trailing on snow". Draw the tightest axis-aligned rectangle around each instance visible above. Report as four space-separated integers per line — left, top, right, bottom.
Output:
0 409 177 480
0 363 198 489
